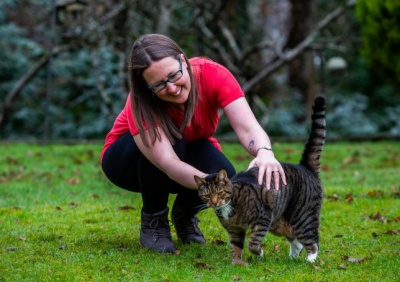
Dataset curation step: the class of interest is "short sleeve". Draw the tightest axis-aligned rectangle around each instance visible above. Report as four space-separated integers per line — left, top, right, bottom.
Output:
203 60 245 108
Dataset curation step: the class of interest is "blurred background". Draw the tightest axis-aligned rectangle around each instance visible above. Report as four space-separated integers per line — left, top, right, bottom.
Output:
1 0 399 142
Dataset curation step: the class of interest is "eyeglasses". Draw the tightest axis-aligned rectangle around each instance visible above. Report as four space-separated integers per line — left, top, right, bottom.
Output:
146 56 183 93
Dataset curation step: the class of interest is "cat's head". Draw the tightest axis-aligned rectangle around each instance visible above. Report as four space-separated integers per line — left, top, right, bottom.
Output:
194 169 233 209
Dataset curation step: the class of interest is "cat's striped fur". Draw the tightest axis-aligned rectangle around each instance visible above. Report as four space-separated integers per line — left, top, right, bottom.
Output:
194 96 326 266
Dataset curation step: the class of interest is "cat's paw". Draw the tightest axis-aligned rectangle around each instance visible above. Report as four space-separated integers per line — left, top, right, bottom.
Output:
289 239 303 258
248 246 264 257
232 259 248 267
306 252 318 262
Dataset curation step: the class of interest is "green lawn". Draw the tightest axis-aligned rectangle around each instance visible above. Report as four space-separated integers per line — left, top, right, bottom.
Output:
0 141 399 281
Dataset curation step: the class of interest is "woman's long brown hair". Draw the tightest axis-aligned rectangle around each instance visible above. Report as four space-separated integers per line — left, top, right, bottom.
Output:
128 34 199 147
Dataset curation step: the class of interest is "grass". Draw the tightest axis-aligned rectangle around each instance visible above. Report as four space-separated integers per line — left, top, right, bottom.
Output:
0 141 399 282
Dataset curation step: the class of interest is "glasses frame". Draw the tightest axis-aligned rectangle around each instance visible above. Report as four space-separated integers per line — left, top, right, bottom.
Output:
146 56 183 93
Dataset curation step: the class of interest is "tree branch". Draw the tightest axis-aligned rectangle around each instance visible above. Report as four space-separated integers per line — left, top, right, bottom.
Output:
242 0 356 93
197 17 241 74
218 20 241 60
0 45 70 128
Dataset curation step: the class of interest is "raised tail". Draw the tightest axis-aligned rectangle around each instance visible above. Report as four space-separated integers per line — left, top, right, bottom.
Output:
299 96 326 177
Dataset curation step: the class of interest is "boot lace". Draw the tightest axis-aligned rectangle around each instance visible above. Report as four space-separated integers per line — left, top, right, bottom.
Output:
149 217 173 241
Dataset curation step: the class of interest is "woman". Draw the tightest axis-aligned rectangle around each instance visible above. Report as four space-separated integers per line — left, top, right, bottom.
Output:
101 34 286 254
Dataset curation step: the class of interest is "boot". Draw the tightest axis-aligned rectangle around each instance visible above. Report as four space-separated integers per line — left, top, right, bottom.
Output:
140 208 177 253
171 201 206 245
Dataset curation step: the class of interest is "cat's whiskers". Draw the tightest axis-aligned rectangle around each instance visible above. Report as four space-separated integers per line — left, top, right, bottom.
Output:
193 203 208 212
216 201 233 219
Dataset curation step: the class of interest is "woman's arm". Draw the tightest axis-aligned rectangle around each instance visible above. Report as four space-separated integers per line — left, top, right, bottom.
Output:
133 129 205 190
223 97 287 190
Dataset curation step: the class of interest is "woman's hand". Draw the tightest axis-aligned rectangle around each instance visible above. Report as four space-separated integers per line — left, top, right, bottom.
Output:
248 150 286 190
223 97 287 190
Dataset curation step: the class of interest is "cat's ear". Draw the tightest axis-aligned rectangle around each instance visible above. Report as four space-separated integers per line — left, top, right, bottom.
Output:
217 169 229 183
194 175 206 187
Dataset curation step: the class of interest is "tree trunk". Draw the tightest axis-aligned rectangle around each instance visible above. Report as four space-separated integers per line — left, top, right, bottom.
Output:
287 0 317 121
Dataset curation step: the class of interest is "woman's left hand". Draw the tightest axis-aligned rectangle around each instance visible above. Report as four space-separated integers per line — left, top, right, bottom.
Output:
248 151 286 190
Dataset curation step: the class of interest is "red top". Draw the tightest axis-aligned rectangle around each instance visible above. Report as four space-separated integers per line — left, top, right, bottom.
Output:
100 57 245 162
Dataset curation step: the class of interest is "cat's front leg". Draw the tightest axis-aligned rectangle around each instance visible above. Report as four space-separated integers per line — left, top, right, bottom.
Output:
248 225 267 257
228 230 247 266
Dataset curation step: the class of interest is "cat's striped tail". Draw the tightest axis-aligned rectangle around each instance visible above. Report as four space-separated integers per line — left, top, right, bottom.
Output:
299 96 326 177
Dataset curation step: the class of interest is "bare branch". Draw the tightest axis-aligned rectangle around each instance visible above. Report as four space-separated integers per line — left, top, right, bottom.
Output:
242 0 356 93
0 45 70 128
240 40 276 62
218 20 241 60
197 17 241 74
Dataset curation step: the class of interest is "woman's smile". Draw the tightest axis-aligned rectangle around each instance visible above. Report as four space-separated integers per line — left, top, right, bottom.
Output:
169 86 182 97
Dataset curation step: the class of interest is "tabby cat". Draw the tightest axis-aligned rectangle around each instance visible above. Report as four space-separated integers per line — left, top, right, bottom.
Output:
194 96 326 266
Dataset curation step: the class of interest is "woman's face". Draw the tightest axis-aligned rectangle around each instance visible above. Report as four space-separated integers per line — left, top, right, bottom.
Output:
143 55 191 108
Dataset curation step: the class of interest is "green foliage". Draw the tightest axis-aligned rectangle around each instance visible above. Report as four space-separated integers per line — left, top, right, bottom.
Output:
356 0 400 85
1 142 399 281
1 0 400 140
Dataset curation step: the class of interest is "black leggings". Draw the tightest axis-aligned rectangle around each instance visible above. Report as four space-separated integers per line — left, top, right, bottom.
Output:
101 132 236 214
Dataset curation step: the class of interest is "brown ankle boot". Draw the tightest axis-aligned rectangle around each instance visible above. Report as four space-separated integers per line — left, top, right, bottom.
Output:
140 208 177 253
171 202 206 245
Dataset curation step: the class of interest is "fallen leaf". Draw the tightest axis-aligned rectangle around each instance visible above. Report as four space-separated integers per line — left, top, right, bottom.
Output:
342 256 369 263
18 236 26 241
117 245 128 251
195 262 212 270
327 194 339 201
383 230 400 235
312 265 320 270
211 239 225 245
264 268 276 273
369 212 387 223
67 178 81 185
274 244 280 252
393 216 400 222
0 177 8 183
334 234 343 238
283 148 297 154
321 164 331 171
6 156 19 165
232 276 242 281
367 190 384 197
342 154 360 164
92 193 99 199
391 186 400 196
345 193 354 203
5 247 18 252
